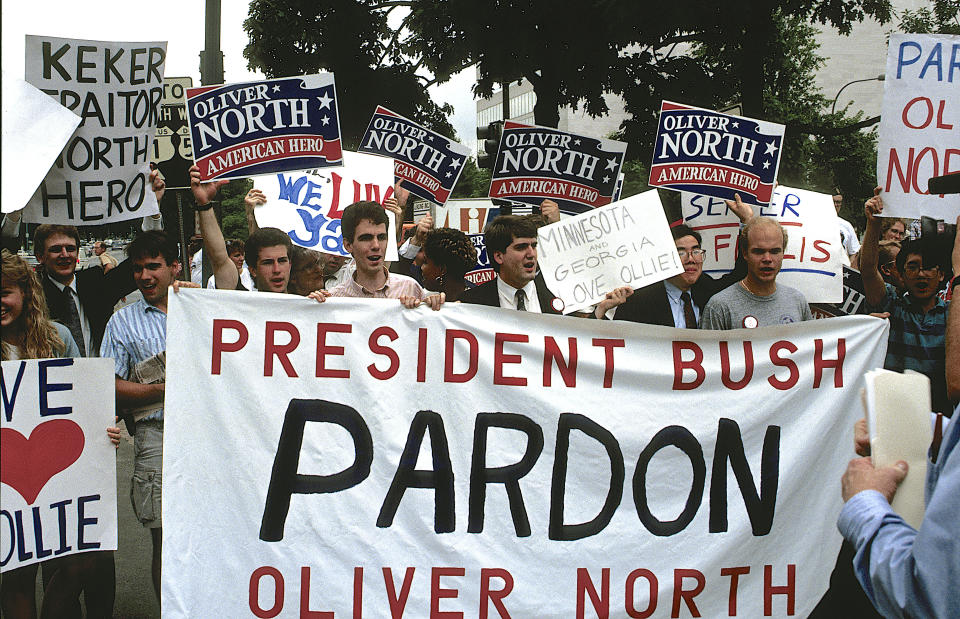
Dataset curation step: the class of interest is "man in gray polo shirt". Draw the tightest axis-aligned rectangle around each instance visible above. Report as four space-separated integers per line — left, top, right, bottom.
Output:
701 216 812 329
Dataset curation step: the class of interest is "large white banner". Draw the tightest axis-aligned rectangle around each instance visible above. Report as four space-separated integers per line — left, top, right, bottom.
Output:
538 191 682 314
165 290 887 618
681 186 844 303
253 150 398 260
23 35 166 225
1 358 118 572
877 33 960 220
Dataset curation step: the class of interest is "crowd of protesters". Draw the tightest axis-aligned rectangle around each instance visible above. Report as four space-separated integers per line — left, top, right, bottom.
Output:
1 152 958 618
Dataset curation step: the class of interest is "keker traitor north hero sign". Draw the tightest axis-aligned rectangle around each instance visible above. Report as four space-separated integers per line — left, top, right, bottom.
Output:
649 101 785 206
489 121 627 215
187 73 343 180
359 106 470 205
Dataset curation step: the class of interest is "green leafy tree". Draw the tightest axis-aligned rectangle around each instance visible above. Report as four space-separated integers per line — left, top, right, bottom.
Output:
219 179 254 241
450 157 491 198
898 0 960 34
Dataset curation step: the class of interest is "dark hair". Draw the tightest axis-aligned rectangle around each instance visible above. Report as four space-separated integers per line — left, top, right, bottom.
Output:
340 201 389 244
245 227 292 268
671 224 702 244
424 228 478 278
896 237 942 274
33 224 80 256
226 239 245 256
483 215 538 272
126 231 179 265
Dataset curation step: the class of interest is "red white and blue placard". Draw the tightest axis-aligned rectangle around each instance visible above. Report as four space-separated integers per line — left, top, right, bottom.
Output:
186 74 342 181
359 106 470 205
489 121 627 215
649 101 785 206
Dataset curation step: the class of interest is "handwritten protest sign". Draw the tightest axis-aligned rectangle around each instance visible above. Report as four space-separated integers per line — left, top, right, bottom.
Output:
1 358 118 572
187 73 342 181
681 186 844 303
359 106 470 205
251 151 398 260
649 101 785 206
165 290 888 618
151 77 193 190
877 33 960 219
2 75 82 213
538 190 682 313
22 35 166 225
489 121 627 215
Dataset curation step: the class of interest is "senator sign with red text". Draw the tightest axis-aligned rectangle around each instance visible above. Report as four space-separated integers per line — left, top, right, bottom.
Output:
164 290 887 617
1 358 118 572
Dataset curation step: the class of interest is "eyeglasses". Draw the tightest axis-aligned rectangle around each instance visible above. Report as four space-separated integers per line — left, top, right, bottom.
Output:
903 264 940 276
677 249 707 260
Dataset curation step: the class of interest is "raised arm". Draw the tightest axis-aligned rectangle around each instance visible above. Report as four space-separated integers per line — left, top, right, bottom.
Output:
244 188 264 236
859 187 886 307
189 165 236 289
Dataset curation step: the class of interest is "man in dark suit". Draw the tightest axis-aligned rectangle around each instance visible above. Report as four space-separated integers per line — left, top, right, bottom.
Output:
461 214 562 314
594 195 753 326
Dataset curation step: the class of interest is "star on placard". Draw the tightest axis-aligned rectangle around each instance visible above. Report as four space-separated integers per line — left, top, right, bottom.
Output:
762 160 770 169
445 171 452 178
449 157 462 169
321 116 330 126
272 85 281 93
731 121 739 129
605 157 618 172
317 92 333 110
764 141 779 156
603 175 610 183
574 139 581 146
427 135 435 141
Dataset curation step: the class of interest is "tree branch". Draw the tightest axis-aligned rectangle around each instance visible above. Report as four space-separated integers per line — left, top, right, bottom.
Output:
369 1 414 8
418 59 477 87
376 14 412 68
789 115 881 136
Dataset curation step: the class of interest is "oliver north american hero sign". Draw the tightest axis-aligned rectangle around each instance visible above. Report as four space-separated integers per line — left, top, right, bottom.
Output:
359 106 470 205
186 73 343 180
649 101 785 206
489 121 627 215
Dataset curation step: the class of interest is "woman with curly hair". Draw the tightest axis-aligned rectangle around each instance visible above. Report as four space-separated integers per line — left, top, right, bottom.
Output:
2 249 118 619
420 228 479 302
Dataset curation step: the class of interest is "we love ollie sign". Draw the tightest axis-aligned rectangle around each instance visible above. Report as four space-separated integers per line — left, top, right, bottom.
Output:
1 358 118 572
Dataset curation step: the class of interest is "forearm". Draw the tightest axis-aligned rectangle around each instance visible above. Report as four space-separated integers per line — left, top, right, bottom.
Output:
115 377 164 408
860 220 885 305
245 202 260 236
196 207 238 289
947 298 959 400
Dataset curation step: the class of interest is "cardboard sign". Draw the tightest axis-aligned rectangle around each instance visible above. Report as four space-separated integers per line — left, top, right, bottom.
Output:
810 267 869 319
538 190 682 313
489 121 627 215
359 106 470 205
2 75 82 213
681 186 844 303
464 233 494 286
251 151 398 260
1 358 118 572
877 34 960 219
152 76 193 190
164 290 889 618
22 35 166 225
649 101 785 206
187 73 342 180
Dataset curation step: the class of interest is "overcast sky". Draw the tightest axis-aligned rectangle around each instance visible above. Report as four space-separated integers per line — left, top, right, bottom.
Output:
2 0 478 150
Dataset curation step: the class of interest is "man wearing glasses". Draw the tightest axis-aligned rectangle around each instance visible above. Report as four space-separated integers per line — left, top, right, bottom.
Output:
595 196 753 326
860 187 956 416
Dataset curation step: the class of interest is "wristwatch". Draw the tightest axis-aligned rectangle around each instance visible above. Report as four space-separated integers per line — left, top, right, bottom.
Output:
194 200 218 212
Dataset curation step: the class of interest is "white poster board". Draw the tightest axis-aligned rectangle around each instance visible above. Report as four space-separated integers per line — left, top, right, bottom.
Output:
1 358 118 572
164 290 889 618
22 35 166 225
2 75 81 213
877 33 960 219
681 186 844 303
253 151 398 260
538 190 682 313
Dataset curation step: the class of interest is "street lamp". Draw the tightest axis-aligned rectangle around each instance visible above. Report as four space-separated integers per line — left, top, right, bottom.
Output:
831 74 885 115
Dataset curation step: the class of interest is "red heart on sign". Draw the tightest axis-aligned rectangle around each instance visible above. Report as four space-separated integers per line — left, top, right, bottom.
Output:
1 419 85 505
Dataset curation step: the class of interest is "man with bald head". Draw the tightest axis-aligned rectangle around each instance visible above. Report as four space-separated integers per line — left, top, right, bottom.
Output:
700 216 812 329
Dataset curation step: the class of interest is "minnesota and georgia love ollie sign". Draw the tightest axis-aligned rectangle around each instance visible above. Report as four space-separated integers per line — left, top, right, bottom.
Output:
649 101 785 207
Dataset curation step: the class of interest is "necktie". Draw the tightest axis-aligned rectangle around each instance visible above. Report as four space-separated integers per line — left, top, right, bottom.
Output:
680 291 697 329
515 289 527 311
64 288 86 356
